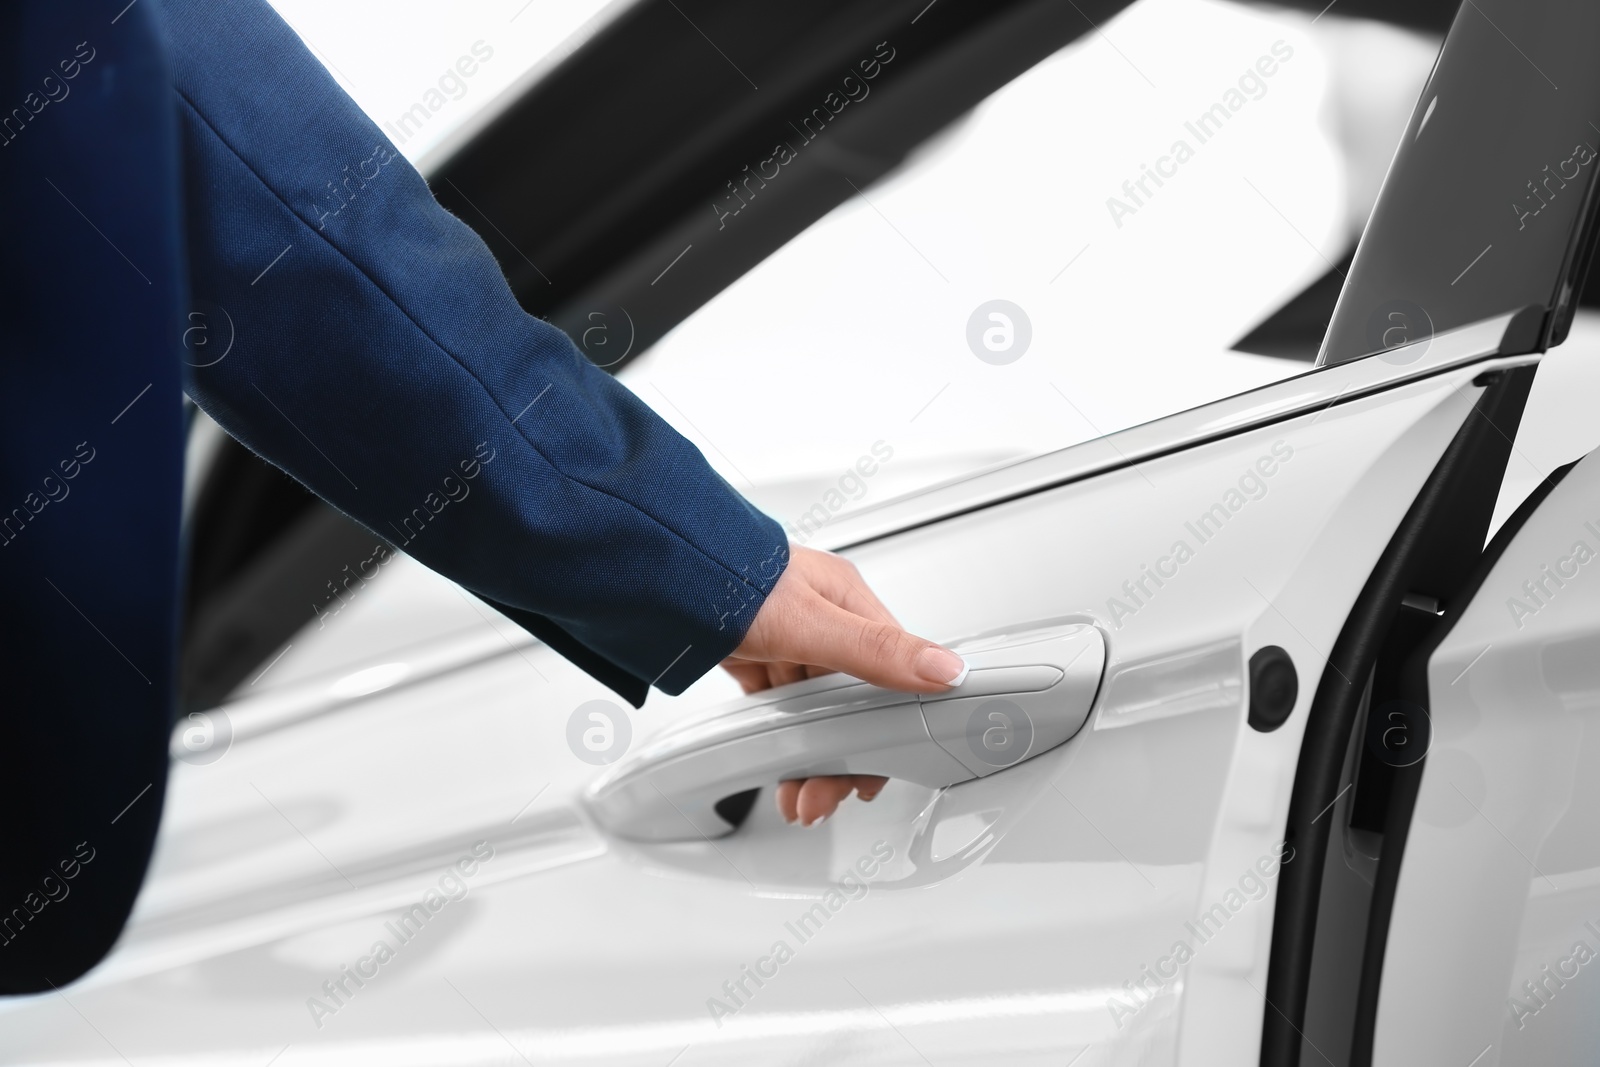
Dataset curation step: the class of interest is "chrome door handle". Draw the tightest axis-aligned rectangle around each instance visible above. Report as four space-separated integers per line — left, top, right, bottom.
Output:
582 623 1106 841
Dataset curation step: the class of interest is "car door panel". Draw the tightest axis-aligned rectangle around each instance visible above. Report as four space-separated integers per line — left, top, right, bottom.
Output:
0 340 1531 1066
1373 448 1600 1064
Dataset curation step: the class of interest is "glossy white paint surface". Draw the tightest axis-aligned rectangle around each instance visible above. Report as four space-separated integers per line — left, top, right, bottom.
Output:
1375 448 1600 1065
0 351 1525 1065
813 313 1525 551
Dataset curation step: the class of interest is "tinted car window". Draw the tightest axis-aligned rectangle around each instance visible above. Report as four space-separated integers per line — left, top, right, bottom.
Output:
1321 0 1600 363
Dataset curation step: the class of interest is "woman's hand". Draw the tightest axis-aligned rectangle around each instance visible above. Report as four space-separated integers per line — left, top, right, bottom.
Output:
723 545 966 827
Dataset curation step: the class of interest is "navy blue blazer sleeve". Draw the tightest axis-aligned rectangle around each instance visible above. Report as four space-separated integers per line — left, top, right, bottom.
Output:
160 0 787 704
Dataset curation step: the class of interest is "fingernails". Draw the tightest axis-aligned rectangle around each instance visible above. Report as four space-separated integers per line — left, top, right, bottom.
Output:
916 646 968 688
807 814 828 828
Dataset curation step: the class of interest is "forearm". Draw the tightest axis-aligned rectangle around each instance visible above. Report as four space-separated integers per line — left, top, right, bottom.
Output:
163 0 785 700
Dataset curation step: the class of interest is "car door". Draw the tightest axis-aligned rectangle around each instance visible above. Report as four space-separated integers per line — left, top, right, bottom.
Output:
0 326 1543 1067
5 4 1597 1067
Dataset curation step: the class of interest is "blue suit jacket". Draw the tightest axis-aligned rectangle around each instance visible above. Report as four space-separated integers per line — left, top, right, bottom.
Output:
0 0 783 991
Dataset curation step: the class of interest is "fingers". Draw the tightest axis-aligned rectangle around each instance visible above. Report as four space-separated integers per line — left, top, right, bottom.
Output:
732 544 964 693
808 553 901 628
763 661 809 689
795 777 856 826
722 658 817 694
721 660 773 694
853 775 888 801
774 780 802 822
732 545 957 829
797 596 967 694
775 775 891 824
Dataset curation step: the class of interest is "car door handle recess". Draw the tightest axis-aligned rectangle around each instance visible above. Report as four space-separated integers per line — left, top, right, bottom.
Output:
583 624 1106 841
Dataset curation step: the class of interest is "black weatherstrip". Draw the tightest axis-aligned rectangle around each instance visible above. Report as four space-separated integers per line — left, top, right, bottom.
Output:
1260 365 1536 1065
1346 454 1580 1064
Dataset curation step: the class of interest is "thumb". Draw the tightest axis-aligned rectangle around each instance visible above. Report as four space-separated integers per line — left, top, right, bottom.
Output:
802 598 968 693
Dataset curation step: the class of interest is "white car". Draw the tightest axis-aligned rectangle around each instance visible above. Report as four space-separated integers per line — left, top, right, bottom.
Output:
10 1 1600 1065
